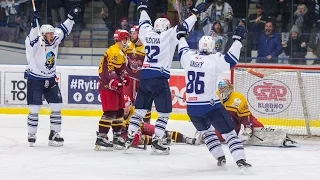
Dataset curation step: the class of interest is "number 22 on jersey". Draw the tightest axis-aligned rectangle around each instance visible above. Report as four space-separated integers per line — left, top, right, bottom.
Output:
186 71 205 94
145 45 160 63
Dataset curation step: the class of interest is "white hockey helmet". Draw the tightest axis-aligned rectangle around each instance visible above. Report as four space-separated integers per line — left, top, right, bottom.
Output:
199 36 215 54
40 24 55 35
154 18 171 33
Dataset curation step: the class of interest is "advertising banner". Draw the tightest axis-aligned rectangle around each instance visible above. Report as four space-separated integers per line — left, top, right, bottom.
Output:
68 75 100 104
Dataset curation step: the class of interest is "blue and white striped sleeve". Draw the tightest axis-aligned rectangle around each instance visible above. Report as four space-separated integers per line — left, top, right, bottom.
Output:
56 18 75 43
25 28 40 48
218 40 242 72
178 37 191 68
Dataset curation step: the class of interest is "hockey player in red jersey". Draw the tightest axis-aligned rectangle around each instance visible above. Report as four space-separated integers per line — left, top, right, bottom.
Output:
121 95 197 148
95 29 131 150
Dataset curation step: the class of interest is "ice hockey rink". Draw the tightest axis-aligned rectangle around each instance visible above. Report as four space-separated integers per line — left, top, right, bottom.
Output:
0 114 320 180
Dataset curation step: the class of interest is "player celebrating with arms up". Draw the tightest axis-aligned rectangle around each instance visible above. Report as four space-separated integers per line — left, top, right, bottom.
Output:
95 29 131 151
124 0 207 155
178 26 252 171
25 5 83 147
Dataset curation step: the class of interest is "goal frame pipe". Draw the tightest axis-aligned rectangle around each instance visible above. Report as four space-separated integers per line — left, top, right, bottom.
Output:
230 63 320 137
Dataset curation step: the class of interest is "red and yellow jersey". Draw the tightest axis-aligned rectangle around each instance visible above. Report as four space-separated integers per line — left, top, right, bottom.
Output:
123 106 135 128
98 43 127 90
125 42 145 80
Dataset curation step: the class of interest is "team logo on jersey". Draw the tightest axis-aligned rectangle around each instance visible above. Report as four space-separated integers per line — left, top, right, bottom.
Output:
247 79 292 115
45 51 55 70
232 98 241 107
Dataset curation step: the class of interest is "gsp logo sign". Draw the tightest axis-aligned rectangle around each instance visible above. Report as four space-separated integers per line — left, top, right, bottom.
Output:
247 79 292 115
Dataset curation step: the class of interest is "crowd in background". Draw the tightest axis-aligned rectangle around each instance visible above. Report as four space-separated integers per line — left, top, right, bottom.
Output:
0 0 320 64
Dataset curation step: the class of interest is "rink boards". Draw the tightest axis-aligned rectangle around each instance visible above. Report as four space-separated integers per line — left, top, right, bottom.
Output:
0 65 319 134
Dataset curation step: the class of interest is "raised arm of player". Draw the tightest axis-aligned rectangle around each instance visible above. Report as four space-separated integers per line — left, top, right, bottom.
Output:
177 36 191 69
215 26 247 73
25 11 41 58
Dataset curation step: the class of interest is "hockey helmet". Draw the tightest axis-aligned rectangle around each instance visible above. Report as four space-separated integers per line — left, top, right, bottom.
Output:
199 36 215 54
124 95 132 108
218 79 233 100
154 18 171 33
130 25 139 33
114 29 130 46
40 24 55 35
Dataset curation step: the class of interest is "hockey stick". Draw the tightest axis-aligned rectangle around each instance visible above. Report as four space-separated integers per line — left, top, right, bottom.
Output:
253 134 263 141
176 0 183 25
31 0 43 47
173 94 185 101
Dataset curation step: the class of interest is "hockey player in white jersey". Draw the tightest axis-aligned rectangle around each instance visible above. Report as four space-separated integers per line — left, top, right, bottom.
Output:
124 0 207 155
25 5 83 147
178 26 252 171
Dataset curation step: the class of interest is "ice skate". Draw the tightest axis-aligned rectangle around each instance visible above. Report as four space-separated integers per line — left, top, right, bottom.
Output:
113 134 125 150
151 135 170 155
124 132 134 153
48 130 64 147
28 134 36 147
193 131 203 145
217 156 227 167
236 159 251 173
185 137 197 145
94 133 113 151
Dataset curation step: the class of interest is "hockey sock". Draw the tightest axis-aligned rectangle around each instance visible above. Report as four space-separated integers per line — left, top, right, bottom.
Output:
222 130 246 162
128 109 148 135
112 117 124 134
169 131 185 143
27 113 39 135
203 130 225 159
143 111 151 123
99 115 112 134
154 113 169 138
50 111 62 132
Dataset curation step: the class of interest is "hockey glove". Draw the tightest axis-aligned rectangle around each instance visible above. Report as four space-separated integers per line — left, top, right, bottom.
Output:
109 79 122 91
176 25 188 40
32 11 40 28
232 25 247 42
191 2 207 16
123 74 131 86
68 4 84 21
137 0 148 12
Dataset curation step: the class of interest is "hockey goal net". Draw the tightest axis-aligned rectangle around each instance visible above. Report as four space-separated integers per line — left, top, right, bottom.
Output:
231 64 320 137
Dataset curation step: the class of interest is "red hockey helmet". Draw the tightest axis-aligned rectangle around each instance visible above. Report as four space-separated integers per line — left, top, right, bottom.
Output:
114 29 130 41
130 25 139 33
124 95 132 108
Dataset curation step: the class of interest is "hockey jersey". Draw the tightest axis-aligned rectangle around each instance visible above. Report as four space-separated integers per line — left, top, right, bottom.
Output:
125 41 145 80
98 43 127 91
138 10 197 79
25 19 74 80
179 37 242 116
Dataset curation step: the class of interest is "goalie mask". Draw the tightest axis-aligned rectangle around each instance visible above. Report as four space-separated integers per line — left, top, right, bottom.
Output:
218 79 233 101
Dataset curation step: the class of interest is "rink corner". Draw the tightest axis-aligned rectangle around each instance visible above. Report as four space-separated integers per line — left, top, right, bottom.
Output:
0 108 190 121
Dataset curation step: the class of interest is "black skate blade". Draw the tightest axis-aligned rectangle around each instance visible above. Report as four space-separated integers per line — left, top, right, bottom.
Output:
48 140 63 147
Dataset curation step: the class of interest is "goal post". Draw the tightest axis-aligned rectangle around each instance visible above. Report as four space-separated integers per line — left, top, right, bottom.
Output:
231 64 320 137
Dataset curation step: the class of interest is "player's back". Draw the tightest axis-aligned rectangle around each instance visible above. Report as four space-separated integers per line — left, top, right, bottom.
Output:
126 42 145 79
139 28 178 79
182 52 224 116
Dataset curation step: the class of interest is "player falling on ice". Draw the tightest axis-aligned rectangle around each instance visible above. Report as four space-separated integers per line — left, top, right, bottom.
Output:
215 79 298 147
95 29 131 151
124 0 207 155
178 26 252 170
25 5 83 147
123 25 151 123
121 95 198 149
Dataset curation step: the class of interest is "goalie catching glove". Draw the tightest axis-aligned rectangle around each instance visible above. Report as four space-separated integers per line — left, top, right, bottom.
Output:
238 124 253 142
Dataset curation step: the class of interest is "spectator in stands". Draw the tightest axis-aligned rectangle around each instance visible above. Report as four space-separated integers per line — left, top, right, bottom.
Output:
309 20 320 65
64 0 90 47
282 25 307 65
227 0 249 31
120 17 130 32
279 0 291 32
47 0 65 27
258 0 279 18
293 4 312 34
200 0 233 35
180 0 194 21
248 3 266 50
209 21 228 54
104 0 129 46
256 21 283 63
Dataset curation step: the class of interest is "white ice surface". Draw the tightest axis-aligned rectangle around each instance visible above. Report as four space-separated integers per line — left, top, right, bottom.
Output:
0 114 320 180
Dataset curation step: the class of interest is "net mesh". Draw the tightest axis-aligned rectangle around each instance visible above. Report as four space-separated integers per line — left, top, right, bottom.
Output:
232 65 320 136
